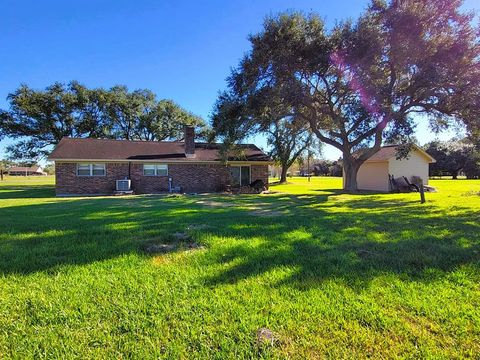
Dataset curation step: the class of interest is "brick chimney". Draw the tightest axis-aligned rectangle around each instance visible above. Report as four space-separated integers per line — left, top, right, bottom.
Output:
184 125 195 157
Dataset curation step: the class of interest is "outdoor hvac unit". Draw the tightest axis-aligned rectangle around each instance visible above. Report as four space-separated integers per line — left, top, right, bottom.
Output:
116 179 131 191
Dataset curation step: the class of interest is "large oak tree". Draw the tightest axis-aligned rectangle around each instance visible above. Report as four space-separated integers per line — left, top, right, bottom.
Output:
216 0 480 191
0 82 205 162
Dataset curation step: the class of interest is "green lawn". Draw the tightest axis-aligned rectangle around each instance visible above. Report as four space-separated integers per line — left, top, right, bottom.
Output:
0 176 479 359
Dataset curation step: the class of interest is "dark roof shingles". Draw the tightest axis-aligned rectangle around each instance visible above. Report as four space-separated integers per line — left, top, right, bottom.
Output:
48 137 271 162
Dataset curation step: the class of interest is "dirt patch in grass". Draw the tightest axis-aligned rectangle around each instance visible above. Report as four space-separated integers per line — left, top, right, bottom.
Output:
143 241 205 255
143 224 209 256
186 224 210 231
143 243 177 254
243 202 286 217
249 209 284 217
462 191 480 196
256 328 277 346
196 200 235 208
172 232 191 241
356 249 380 258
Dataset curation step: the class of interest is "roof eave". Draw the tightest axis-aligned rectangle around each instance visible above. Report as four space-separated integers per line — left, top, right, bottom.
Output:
49 158 273 165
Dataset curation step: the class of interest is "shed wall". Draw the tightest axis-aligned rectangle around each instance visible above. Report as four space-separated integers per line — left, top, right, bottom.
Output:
357 162 390 192
388 151 430 185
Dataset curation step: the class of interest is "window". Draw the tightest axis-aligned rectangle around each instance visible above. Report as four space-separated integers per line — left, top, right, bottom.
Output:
229 166 250 187
143 164 168 176
143 164 156 176
77 163 105 176
92 164 105 176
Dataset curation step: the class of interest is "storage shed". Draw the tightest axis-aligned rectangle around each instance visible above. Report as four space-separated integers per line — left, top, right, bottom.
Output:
354 144 436 192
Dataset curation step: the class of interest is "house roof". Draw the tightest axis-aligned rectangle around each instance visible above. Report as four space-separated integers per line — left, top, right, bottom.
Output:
9 166 43 172
365 144 436 163
48 137 272 163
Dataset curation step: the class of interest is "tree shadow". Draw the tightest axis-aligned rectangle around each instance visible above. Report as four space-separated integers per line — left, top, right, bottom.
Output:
0 184 55 199
201 195 480 290
0 190 478 290
0 194 262 274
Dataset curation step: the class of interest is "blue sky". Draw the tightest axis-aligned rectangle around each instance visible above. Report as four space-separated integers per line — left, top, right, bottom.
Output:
1 0 478 160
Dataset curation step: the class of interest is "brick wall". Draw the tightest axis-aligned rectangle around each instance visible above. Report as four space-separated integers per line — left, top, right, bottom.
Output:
251 165 269 188
55 162 269 195
130 163 169 193
55 162 129 195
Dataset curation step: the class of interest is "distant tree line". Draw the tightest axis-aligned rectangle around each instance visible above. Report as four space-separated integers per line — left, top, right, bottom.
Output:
0 81 208 162
425 138 480 179
312 160 343 177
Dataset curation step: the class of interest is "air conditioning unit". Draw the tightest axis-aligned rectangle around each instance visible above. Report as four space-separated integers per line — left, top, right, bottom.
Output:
116 179 131 191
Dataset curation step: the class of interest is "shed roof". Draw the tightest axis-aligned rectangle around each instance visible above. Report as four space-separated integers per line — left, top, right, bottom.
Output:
365 144 436 163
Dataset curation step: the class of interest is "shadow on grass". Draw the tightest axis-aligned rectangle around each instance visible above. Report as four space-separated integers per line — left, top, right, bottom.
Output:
0 189 478 290
200 195 479 288
0 184 55 199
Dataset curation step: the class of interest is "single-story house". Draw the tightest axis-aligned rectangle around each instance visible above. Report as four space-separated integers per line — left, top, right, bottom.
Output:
8 165 47 176
354 144 436 192
48 126 272 196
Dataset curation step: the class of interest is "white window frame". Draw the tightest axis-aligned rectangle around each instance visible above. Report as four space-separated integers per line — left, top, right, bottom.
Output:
76 163 106 177
143 164 168 176
230 165 251 186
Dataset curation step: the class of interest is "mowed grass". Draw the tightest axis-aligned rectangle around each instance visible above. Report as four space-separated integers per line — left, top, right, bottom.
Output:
0 176 479 359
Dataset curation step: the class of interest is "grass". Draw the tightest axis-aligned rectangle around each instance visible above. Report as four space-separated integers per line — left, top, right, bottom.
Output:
0 175 479 359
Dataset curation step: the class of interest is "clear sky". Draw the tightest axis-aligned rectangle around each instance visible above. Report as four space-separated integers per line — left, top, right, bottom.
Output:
1 0 478 160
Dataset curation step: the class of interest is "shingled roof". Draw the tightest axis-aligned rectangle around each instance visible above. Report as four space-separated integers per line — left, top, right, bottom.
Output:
48 137 272 163
365 144 436 163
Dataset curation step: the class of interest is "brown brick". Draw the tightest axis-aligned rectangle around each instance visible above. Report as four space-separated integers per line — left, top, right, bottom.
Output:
55 162 269 196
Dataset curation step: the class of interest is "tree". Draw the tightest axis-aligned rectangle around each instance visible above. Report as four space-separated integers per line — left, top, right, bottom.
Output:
0 159 14 180
0 82 206 160
43 163 55 175
329 160 343 177
463 150 480 179
425 139 480 178
103 86 154 140
267 118 314 182
5 140 45 164
313 160 332 176
0 82 94 159
221 1 480 191
212 90 317 181
136 99 204 141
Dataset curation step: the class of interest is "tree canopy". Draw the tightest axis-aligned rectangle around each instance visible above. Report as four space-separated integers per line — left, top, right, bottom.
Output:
213 0 480 191
0 82 206 162
425 139 480 179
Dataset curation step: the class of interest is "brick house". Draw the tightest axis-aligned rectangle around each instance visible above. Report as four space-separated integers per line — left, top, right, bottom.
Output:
48 126 272 196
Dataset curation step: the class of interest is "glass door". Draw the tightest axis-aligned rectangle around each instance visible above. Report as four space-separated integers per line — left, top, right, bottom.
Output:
229 166 250 186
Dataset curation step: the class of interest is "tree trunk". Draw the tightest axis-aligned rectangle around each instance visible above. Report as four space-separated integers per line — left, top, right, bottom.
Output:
452 172 458 179
342 158 361 193
280 165 288 183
